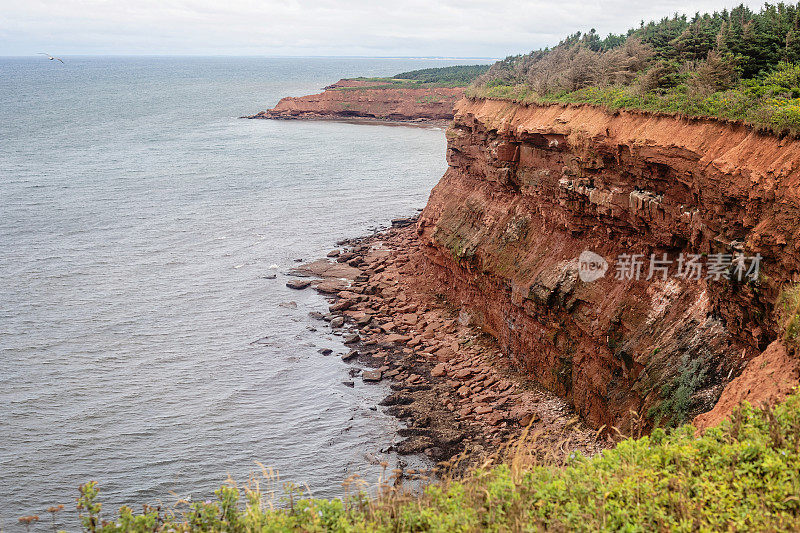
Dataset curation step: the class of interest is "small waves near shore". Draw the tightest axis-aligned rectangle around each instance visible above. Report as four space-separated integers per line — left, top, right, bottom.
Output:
0 56 478 527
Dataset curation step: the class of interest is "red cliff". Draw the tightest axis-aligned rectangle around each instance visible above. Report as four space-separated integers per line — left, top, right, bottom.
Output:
246 79 464 123
416 98 800 431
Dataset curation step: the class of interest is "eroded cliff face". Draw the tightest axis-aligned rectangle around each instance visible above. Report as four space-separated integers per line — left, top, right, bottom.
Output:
247 80 463 122
418 98 800 430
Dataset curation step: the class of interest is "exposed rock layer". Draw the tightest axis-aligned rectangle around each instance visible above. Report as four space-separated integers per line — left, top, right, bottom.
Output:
296 226 606 470
417 98 800 430
245 79 463 122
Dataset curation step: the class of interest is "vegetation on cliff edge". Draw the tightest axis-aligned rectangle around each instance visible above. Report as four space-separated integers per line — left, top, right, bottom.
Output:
34 390 800 531
470 2 800 133
393 65 491 86
341 64 490 89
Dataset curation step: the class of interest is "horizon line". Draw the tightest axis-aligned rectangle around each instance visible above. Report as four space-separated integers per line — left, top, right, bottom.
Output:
0 53 500 60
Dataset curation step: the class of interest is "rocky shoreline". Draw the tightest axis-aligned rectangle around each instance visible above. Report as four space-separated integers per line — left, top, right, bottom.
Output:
288 217 608 477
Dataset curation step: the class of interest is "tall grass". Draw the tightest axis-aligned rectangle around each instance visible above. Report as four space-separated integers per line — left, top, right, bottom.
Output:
28 390 800 531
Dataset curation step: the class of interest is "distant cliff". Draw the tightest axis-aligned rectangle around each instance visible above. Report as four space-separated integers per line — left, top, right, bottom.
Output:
245 78 464 123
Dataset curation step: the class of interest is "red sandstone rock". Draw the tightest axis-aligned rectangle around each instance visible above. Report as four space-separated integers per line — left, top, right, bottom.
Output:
431 363 447 377
694 340 800 430
248 81 464 122
385 334 411 344
292 259 360 280
362 370 382 383
315 279 348 293
337 291 360 300
485 413 505 426
401 313 418 325
416 98 800 430
455 368 473 380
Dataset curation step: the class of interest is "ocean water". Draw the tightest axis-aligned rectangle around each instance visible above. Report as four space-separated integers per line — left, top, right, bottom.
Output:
0 56 482 527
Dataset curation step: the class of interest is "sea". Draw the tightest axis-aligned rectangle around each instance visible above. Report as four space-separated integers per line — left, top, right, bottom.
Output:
0 56 488 528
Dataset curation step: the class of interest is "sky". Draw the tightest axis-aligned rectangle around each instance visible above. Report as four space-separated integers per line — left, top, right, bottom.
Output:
0 0 770 57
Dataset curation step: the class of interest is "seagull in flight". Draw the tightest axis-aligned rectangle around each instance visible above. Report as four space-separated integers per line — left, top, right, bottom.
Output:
38 53 64 64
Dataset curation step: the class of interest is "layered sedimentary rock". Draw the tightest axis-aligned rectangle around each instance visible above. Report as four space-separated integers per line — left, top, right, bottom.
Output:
246 79 463 122
417 98 800 431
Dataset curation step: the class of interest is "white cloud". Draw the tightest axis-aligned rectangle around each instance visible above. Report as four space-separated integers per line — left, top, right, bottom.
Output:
0 0 770 56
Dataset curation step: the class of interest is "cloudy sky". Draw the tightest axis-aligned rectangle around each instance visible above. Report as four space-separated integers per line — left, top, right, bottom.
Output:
1 0 768 57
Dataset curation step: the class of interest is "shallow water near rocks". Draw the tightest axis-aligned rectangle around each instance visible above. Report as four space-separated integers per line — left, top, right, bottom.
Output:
0 56 484 527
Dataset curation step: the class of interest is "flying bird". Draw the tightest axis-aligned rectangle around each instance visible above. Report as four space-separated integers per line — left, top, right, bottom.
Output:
38 53 64 64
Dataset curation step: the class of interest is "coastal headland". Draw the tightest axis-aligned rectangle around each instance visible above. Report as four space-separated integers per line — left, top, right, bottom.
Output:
244 65 490 125
245 80 462 125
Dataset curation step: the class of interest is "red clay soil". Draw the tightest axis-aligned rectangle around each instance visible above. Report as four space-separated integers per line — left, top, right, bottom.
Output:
694 340 800 430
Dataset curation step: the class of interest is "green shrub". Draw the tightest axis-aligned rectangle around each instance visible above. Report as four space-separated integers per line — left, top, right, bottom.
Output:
35 390 800 531
764 62 800 91
470 77 800 134
648 352 709 427
345 65 489 89
470 3 800 134
778 283 800 354
393 65 490 86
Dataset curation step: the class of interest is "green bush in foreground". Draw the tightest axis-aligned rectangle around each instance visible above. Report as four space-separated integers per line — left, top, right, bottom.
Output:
52 390 800 531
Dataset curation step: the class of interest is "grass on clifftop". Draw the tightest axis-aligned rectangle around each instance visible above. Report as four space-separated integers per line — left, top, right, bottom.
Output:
39 390 800 531
341 65 490 89
471 2 800 134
